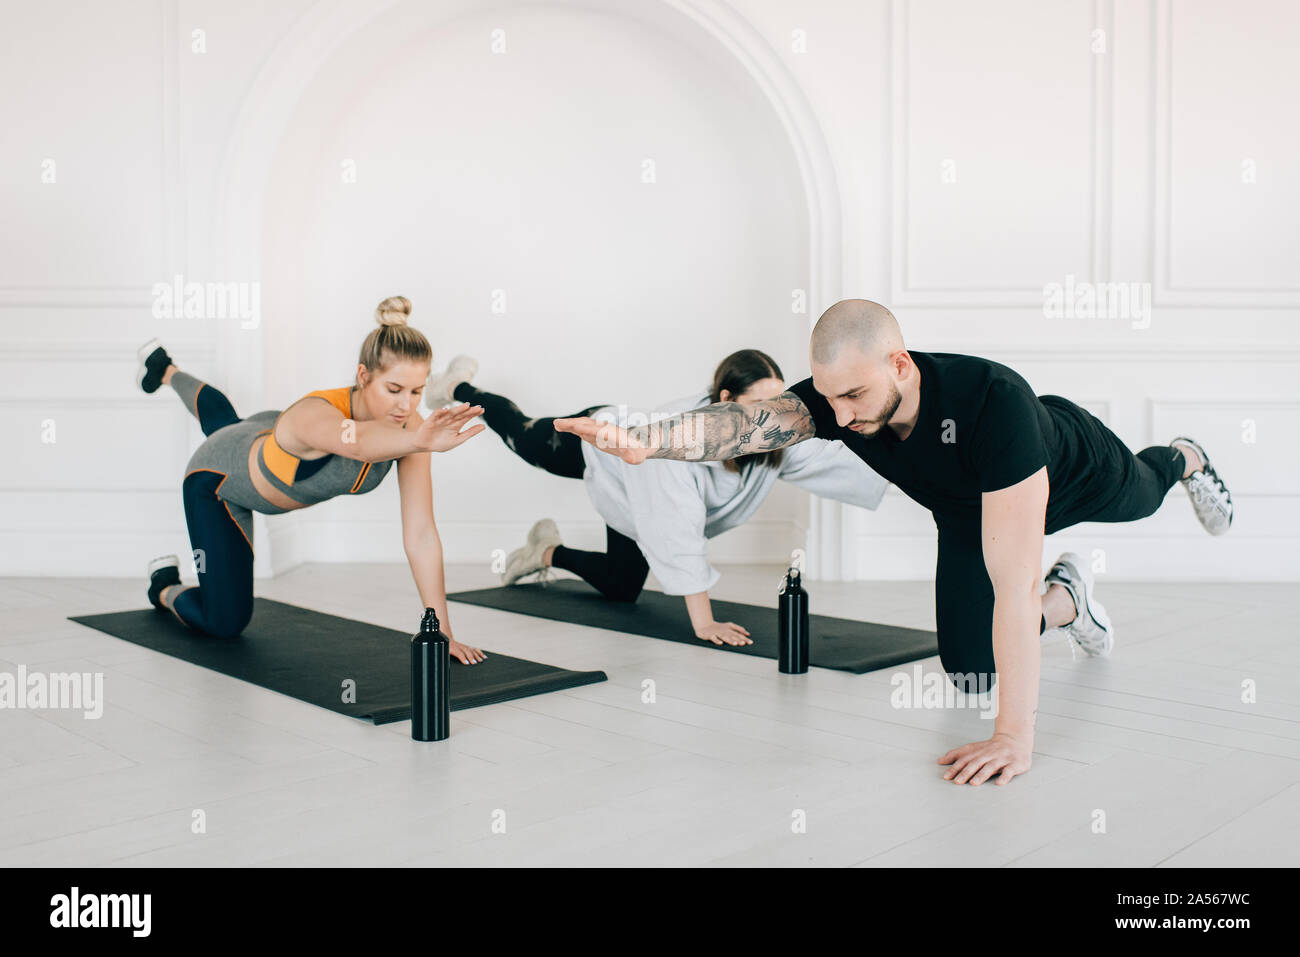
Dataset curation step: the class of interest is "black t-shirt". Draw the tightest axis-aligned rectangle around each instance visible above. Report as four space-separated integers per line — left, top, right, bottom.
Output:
787 351 1125 532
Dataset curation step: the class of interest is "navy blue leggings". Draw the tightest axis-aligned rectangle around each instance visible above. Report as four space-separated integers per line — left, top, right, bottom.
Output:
167 374 255 638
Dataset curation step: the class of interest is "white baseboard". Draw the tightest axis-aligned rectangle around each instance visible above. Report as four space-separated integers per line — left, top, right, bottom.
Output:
4 518 1294 583
263 517 809 578
851 534 1300 582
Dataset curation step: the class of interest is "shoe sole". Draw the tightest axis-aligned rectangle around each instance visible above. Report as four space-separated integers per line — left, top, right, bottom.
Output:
502 562 545 585
137 338 165 393
137 338 162 363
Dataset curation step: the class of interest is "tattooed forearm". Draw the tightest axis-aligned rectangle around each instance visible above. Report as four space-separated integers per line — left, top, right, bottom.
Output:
632 391 816 461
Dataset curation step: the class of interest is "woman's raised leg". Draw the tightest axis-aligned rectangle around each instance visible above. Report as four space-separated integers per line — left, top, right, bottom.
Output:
138 340 241 437
452 380 602 479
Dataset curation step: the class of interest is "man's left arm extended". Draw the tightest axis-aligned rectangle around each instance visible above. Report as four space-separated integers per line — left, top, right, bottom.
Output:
938 466 1049 786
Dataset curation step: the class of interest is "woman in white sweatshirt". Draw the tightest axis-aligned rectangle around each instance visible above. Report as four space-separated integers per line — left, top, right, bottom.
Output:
426 349 889 645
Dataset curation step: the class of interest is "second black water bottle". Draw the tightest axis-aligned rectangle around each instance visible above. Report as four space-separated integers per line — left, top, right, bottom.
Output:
778 564 809 674
411 607 450 741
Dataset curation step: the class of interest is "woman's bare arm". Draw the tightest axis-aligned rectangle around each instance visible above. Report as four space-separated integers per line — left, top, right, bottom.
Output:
282 399 484 463
395 417 485 665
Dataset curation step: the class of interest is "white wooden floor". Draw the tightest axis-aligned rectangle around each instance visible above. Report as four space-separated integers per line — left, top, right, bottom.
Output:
2 563 1297 867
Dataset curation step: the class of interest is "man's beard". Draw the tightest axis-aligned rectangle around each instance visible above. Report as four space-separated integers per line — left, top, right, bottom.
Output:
852 381 903 435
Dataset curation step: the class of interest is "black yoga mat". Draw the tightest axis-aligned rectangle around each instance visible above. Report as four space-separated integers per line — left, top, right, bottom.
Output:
449 580 937 673
69 597 606 725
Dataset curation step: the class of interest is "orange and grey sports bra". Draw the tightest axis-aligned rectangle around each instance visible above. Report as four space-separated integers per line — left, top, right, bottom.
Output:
256 387 397 505
183 386 400 515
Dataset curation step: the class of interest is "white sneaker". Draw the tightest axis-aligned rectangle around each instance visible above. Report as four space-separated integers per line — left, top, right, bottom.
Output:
502 519 564 585
527 518 560 547
1044 552 1113 658
1171 437 1233 536
426 355 479 406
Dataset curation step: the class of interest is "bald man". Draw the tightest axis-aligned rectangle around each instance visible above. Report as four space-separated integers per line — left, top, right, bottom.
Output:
555 299 1233 788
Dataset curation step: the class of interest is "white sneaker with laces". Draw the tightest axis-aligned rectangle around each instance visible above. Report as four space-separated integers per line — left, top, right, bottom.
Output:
1170 436 1233 536
1044 552 1113 659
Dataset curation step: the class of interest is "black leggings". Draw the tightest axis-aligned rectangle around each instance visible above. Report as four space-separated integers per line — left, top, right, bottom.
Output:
167 373 255 638
454 382 651 602
936 444 1186 691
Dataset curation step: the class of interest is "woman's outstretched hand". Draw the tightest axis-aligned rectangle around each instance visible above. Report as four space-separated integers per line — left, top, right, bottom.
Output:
415 402 485 453
449 637 486 665
695 620 753 646
553 416 654 465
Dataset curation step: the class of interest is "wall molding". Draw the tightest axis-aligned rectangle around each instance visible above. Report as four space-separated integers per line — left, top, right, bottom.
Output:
889 0 1115 307
1147 396 1299 495
1151 0 1300 307
0 0 186 311
853 531 1299 582
0 339 217 363
907 342 1300 364
0 288 157 309
265 515 809 578
0 403 190 494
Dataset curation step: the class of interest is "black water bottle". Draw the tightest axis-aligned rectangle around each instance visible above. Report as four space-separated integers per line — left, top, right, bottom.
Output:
411 607 450 741
778 565 809 674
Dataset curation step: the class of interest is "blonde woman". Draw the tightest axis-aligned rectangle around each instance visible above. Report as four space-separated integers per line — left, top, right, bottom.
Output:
136 296 488 664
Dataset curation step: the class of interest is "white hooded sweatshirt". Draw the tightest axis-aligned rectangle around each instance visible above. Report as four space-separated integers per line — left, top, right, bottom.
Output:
578 393 889 595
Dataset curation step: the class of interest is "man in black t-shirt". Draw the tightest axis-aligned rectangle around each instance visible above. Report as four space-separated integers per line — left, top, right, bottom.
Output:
554 299 1234 788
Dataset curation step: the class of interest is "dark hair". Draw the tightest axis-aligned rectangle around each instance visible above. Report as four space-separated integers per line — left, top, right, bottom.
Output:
710 348 785 474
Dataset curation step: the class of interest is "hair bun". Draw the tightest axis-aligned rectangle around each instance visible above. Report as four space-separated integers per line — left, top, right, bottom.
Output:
375 295 412 326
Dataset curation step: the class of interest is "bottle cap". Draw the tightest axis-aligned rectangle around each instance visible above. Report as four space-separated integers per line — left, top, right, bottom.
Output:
420 607 440 634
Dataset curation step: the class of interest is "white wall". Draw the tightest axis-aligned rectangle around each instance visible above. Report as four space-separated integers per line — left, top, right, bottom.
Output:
255 0 810 576
2 0 1297 582
742 0 1300 581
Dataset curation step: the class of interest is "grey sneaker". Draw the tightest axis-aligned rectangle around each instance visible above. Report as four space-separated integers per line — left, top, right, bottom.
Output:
1170 437 1233 536
1044 552 1113 658
426 355 479 406
527 518 561 548
503 519 564 585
